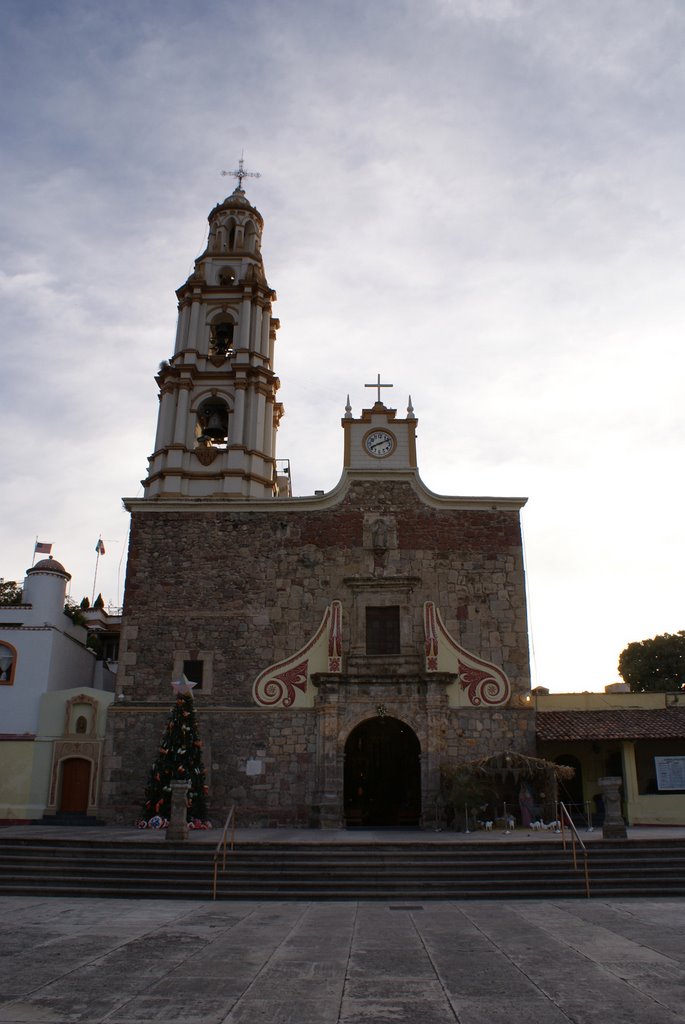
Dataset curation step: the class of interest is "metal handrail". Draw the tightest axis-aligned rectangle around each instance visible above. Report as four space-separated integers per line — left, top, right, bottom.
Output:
211 805 236 901
558 800 590 898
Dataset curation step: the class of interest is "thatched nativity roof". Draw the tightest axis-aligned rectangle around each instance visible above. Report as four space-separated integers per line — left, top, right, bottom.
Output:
448 750 575 782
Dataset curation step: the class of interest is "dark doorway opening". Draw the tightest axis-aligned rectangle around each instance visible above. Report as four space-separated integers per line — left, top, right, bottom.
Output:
555 754 584 808
344 717 421 827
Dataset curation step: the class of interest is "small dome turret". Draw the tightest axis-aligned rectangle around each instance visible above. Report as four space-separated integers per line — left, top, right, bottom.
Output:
27 557 71 580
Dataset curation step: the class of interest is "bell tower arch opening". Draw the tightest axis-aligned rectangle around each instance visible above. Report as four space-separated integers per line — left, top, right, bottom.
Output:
344 716 421 827
196 397 229 447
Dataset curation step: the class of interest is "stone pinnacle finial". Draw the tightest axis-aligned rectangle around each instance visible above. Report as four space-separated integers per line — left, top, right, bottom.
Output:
344 394 353 419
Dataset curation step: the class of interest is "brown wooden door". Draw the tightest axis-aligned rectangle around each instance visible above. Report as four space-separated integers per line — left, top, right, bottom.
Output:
60 758 91 813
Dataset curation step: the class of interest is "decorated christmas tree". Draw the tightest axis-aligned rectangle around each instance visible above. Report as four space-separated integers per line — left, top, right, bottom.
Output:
140 677 210 827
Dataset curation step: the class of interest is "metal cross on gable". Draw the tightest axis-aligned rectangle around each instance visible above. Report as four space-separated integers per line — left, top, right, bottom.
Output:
220 154 261 190
365 373 394 404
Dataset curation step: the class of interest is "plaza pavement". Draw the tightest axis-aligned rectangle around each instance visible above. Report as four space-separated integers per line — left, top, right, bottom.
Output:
1 895 685 1023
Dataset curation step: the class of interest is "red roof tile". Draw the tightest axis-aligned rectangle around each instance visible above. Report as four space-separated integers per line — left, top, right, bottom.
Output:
536 709 685 742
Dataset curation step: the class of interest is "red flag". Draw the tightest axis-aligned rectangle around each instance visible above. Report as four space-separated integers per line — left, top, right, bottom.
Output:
35 541 52 554
95 538 106 555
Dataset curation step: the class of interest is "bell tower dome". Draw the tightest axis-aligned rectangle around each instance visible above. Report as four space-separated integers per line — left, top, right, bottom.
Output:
144 170 284 499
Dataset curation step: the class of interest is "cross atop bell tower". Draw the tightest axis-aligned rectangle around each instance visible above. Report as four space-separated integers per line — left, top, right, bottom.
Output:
220 155 261 192
143 173 286 500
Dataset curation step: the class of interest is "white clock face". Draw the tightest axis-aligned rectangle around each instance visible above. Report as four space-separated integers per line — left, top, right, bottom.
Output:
364 430 395 458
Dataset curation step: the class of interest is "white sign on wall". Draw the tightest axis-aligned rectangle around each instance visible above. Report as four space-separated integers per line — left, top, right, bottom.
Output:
655 756 685 791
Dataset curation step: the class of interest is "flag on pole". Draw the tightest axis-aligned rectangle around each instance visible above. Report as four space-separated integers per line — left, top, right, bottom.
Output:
35 541 52 554
95 538 106 555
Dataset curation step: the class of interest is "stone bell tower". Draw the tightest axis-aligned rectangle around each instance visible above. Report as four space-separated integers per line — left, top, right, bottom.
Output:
144 163 284 499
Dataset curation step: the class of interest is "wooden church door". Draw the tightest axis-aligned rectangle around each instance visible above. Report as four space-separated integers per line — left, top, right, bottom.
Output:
60 758 91 814
344 717 421 827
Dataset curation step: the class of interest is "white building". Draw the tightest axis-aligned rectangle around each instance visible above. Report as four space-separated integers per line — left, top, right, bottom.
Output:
0 557 115 823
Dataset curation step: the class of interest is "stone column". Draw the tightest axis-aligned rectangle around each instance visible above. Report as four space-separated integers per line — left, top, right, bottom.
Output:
598 776 627 839
231 382 246 447
173 386 190 446
423 681 449 828
166 780 190 841
174 302 190 353
261 308 271 359
253 303 263 356
312 679 343 829
154 389 175 451
250 388 266 453
239 296 252 349
188 300 201 350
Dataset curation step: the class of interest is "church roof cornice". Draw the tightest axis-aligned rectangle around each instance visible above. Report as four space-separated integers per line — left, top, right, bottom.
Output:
125 469 527 514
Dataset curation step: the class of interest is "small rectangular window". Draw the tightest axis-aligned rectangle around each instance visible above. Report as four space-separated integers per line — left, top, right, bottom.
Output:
183 659 204 691
366 606 400 655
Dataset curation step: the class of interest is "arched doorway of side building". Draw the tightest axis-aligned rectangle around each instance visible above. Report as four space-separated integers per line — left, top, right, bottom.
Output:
59 757 92 814
344 716 421 827
554 754 584 810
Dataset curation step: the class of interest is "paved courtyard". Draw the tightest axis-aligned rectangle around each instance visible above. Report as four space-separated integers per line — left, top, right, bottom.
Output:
1 896 684 1023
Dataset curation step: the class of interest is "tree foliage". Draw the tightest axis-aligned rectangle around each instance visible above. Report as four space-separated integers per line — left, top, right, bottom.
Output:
63 598 87 626
0 579 22 606
141 690 209 824
618 631 685 692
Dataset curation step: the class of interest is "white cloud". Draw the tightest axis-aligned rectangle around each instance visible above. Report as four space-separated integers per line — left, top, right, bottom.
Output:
0 0 682 686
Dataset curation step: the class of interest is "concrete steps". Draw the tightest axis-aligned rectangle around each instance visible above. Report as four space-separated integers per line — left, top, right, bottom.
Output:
1 835 685 900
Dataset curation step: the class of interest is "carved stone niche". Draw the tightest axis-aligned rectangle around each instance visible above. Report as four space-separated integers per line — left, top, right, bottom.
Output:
64 694 98 738
363 515 397 576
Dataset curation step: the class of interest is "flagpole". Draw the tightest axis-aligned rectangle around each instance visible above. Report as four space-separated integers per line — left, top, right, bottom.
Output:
91 550 100 605
32 536 38 567
92 538 103 605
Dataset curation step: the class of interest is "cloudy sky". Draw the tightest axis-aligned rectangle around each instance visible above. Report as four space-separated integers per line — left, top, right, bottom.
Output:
1 0 683 692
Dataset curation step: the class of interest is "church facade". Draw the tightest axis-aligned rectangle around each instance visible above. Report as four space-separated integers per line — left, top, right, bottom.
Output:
102 179 535 828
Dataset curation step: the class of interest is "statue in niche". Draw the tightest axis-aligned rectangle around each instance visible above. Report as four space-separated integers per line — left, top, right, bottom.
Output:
372 519 388 550
372 518 389 574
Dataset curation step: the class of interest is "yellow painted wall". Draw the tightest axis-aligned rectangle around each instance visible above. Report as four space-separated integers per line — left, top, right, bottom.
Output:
0 688 114 821
537 691 682 711
0 740 53 820
539 736 685 826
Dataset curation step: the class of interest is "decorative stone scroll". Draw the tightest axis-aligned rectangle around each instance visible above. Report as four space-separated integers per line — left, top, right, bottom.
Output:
252 601 343 709
423 602 511 708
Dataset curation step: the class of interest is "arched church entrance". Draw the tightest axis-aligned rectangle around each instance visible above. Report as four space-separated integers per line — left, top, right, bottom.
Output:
59 758 91 814
344 717 421 827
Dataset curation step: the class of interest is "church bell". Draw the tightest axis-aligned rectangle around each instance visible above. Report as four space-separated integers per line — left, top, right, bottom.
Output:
199 402 228 442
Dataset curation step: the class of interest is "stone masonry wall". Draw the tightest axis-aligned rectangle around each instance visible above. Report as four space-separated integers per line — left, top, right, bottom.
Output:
104 706 318 826
102 479 532 824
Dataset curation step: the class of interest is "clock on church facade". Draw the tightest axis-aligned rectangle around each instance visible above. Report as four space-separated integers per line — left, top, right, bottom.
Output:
102 176 534 829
